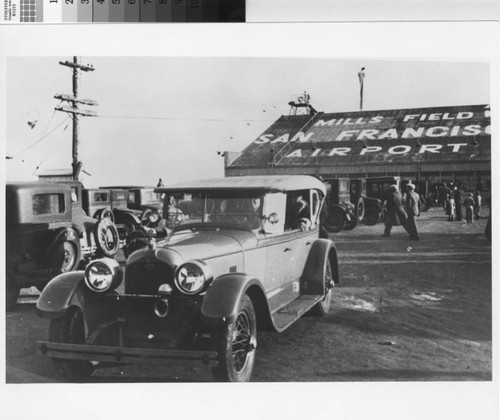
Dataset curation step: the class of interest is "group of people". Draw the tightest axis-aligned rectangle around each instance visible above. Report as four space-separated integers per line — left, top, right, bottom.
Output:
382 182 421 241
445 186 482 223
383 182 484 239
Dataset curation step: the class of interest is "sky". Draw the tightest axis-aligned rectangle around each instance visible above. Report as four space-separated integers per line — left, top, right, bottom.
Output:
5 57 490 187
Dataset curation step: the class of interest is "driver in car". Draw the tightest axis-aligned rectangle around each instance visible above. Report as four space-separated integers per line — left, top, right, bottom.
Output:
289 193 311 231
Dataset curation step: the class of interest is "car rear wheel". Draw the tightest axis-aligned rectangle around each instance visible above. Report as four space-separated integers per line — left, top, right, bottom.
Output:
311 259 333 316
355 197 365 222
344 215 358 230
50 229 81 276
363 206 381 226
322 207 345 233
49 307 95 381
211 294 257 382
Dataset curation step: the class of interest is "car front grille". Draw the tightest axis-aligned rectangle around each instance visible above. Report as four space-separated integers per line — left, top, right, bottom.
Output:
125 261 174 295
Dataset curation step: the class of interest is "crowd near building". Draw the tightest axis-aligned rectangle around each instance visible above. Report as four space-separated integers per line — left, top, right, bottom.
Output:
224 104 491 203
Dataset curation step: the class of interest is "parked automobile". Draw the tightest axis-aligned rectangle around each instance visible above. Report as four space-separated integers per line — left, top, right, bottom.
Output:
363 176 401 225
81 188 115 221
100 185 164 228
6 182 120 310
99 186 165 255
321 178 365 233
36 175 340 382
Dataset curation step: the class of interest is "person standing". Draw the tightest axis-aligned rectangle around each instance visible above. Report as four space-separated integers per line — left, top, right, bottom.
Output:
382 184 407 237
405 183 421 240
454 185 464 221
464 193 475 223
474 191 482 220
446 193 456 221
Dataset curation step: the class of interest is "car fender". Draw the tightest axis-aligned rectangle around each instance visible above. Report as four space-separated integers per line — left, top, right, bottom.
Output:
201 274 268 325
365 198 384 212
36 271 89 319
113 208 142 227
301 239 340 295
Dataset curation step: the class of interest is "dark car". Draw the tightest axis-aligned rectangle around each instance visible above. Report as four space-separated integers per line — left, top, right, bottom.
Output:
321 178 367 233
363 176 402 225
6 182 120 310
36 175 340 382
100 186 164 229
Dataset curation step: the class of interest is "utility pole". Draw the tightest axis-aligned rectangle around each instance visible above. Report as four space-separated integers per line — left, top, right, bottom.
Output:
55 57 98 181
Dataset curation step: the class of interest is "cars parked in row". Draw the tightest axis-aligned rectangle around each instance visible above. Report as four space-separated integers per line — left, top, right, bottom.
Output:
97 186 164 255
36 175 340 382
6 182 120 310
321 177 384 232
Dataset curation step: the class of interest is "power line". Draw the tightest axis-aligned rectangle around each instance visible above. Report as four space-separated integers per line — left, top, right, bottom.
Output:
17 116 71 155
97 114 274 123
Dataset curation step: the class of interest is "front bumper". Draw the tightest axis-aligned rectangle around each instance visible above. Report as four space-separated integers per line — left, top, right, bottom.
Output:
38 341 218 367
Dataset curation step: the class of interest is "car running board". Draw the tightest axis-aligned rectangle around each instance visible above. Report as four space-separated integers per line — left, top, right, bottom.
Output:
272 295 323 332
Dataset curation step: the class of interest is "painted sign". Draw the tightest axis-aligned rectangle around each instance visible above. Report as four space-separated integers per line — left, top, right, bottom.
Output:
230 104 491 168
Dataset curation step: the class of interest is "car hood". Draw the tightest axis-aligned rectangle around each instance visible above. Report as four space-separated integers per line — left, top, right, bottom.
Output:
157 227 258 261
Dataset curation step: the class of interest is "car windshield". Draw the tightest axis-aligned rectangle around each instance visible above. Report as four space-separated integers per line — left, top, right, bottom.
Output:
163 190 264 230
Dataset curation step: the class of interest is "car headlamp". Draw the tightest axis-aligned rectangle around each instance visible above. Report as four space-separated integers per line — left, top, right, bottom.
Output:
84 258 123 293
174 261 212 295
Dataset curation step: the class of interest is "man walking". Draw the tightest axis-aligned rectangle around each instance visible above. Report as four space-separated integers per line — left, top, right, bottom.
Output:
405 182 421 240
382 184 407 237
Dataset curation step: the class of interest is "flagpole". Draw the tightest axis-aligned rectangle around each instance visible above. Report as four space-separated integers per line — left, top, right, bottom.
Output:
358 67 365 110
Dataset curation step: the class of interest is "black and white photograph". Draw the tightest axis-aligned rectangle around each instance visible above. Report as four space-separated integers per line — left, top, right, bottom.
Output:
0 19 498 420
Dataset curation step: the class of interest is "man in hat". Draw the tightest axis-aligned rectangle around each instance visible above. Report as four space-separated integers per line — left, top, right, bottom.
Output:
405 182 421 240
382 184 407 237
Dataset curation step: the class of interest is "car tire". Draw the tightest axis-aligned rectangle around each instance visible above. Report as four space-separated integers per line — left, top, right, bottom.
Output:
6 268 20 311
363 207 381 226
93 208 115 223
322 207 345 233
94 219 120 258
355 197 365 223
344 215 358 230
50 228 82 276
211 294 257 382
311 259 333 316
49 307 95 381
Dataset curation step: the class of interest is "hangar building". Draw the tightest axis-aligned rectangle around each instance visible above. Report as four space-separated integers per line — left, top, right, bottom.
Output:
224 104 491 195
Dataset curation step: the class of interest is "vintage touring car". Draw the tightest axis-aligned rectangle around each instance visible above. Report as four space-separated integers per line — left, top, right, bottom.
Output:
6 182 120 310
36 175 340 382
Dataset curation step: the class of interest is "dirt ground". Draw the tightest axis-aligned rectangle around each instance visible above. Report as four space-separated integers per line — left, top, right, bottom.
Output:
5 206 492 383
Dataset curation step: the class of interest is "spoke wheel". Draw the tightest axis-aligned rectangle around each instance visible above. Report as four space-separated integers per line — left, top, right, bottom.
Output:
49 307 95 381
60 241 77 272
95 219 120 258
50 229 81 277
212 294 257 382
